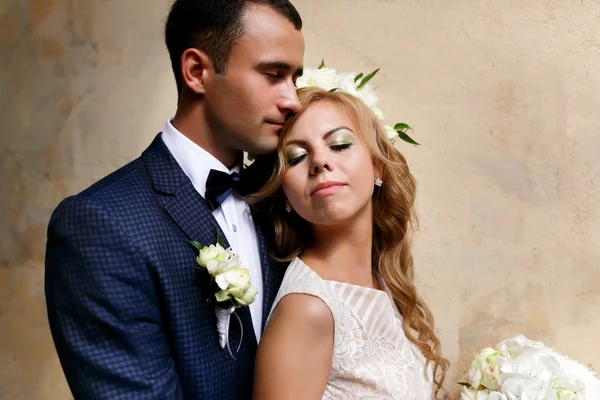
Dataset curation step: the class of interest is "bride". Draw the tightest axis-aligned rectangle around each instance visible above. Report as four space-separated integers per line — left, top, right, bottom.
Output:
249 86 449 399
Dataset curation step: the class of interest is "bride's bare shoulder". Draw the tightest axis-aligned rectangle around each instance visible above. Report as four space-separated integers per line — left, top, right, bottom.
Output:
254 293 333 399
267 293 333 336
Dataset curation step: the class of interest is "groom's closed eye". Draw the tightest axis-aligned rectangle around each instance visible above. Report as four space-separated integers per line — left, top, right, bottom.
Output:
258 61 303 83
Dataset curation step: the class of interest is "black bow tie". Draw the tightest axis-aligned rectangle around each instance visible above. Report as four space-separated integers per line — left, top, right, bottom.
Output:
205 169 242 211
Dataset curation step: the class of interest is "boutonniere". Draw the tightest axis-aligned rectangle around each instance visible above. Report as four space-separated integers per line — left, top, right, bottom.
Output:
189 232 258 358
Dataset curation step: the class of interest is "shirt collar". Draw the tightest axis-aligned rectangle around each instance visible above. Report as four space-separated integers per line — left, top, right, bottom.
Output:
160 118 241 198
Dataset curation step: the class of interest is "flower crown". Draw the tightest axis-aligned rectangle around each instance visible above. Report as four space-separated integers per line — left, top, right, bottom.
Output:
295 60 418 146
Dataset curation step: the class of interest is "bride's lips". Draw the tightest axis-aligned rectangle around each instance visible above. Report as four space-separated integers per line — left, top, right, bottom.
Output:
311 181 346 197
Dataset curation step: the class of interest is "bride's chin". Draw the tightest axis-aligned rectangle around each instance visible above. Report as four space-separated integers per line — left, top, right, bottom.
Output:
310 211 356 227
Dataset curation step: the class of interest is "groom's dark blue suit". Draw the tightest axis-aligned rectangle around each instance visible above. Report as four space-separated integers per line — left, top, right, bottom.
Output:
45 134 285 399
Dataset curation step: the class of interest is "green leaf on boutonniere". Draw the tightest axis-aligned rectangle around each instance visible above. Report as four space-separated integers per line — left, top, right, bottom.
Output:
318 59 326 69
357 68 379 89
354 72 364 83
328 88 337 93
187 240 205 251
216 230 225 248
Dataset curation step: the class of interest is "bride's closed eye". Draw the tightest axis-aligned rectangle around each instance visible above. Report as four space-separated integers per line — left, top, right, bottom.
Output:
286 129 356 166
286 149 308 166
329 142 353 152
328 130 355 152
286 143 352 166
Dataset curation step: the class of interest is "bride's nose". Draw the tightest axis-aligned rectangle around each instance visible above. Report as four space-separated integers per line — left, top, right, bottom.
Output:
310 151 333 175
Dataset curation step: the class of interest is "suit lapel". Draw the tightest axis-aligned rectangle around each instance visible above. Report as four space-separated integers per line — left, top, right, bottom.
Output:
142 134 258 349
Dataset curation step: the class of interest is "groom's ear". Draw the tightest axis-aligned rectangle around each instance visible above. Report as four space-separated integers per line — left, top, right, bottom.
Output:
180 48 211 95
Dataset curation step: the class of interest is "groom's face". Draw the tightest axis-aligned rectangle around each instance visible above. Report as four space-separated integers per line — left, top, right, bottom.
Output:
203 4 305 155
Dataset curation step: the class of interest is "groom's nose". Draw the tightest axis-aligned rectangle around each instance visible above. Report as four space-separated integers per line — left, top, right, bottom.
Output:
278 81 301 115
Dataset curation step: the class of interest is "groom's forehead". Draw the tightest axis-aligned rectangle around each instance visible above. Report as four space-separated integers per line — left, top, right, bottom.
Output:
237 4 304 48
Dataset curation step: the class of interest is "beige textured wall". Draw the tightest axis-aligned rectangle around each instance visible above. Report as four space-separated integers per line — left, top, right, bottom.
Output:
1 0 599 398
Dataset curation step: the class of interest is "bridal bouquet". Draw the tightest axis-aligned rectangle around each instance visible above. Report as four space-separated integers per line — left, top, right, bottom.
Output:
460 335 600 400
296 60 418 146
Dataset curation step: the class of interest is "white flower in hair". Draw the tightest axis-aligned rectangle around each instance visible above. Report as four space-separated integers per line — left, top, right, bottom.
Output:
298 59 419 146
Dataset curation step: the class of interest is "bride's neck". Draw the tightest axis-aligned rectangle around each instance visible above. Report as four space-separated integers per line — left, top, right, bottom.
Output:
303 211 374 285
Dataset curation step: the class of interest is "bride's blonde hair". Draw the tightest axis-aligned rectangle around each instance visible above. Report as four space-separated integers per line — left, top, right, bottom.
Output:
248 86 449 395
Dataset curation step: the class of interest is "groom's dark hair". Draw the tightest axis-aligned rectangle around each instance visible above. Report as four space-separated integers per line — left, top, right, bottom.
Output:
165 0 302 95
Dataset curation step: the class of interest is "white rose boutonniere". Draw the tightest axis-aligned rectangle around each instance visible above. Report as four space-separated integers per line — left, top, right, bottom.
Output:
189 232 258 358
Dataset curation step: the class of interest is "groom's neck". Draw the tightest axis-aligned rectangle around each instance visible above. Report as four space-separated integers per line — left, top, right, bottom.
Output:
172 102 241 168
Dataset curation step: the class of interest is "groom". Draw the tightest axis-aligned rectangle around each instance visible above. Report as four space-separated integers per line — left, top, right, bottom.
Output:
44 0 304 398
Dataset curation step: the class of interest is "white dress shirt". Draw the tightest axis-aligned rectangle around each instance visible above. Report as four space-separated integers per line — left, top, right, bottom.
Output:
161 119 264 341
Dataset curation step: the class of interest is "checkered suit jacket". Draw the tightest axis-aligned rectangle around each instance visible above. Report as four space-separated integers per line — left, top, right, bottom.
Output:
45 134 286 399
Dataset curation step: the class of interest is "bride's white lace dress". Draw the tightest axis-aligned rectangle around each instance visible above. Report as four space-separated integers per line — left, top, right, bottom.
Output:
267 257 434 400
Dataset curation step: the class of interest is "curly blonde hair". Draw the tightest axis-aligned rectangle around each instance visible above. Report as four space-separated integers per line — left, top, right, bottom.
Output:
248 86 449 395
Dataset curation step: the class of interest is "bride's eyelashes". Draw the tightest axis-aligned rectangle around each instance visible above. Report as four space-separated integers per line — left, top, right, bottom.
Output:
285 130 356 166
286 147 308 165
330 142 353 152
287 153 307 165
328 130 355 152
286 143 353 166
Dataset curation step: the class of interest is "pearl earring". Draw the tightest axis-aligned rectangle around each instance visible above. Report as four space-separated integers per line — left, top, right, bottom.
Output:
285 204 292 213
375 177 383 187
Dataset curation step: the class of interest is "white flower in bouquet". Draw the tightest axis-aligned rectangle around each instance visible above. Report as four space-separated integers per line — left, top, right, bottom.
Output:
461 388 508 400
553 377 585 400
460 335 599 400
467 347 505 390
553 353 600 399
497 335 546 359
498 352 562 399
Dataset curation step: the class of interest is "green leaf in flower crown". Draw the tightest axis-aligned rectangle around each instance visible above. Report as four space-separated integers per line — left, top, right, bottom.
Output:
187 240 205 251
394 123 412 132
216 230 225 248
328 88 338 93
354 72 364 83
394 123 419 145
396 129 420 145
318 59 326 69
357 68 380 89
